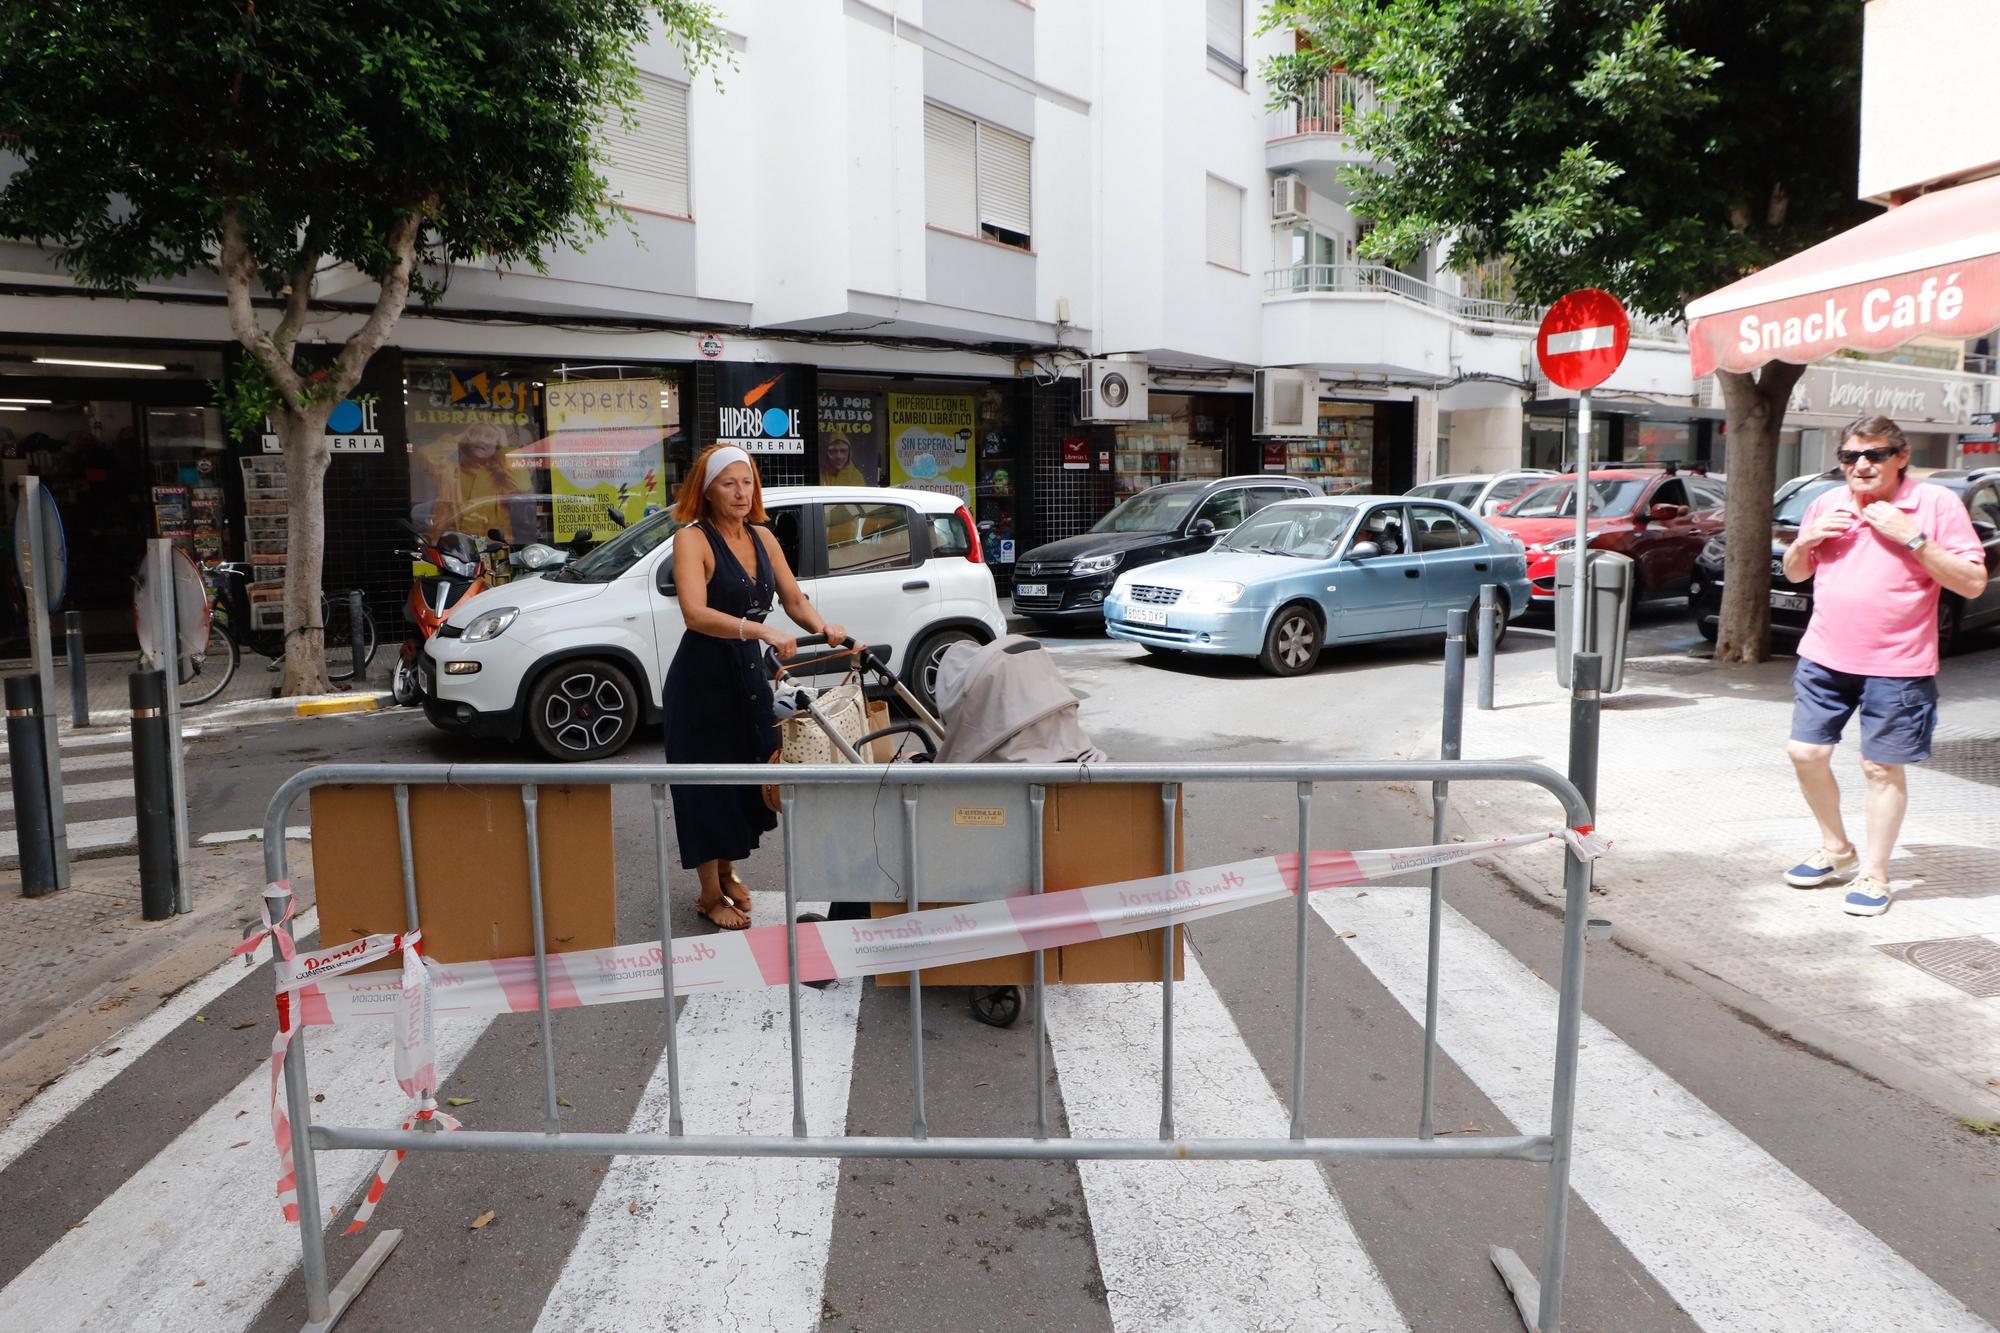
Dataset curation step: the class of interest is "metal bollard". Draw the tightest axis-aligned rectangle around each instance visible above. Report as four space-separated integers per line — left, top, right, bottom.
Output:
347 590 368 685
1567 652 1602 824
1419 609 1468 1139
64 611 90 728
129 670 179 921
5 675 60 897
1476 583 1497 711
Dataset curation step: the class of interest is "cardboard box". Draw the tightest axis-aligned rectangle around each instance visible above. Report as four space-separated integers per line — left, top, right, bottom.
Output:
309 784 616 969
873 782 1183 987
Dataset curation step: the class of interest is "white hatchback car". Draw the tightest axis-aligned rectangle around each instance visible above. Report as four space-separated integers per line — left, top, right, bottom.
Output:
1405 470 1557 516
420 486 1006 760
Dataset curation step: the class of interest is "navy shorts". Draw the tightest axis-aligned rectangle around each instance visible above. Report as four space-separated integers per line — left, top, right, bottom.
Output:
1790 658 1938 764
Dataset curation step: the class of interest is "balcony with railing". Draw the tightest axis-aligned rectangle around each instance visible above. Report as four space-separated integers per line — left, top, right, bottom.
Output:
1265 71 1379 183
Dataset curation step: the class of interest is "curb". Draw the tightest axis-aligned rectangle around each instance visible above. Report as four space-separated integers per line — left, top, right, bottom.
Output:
294 695 382 717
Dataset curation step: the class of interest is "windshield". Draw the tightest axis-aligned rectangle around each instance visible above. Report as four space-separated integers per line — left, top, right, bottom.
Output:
1775 478 1845 525
1090 487 1199 534
1507 477 1649 519
1408 480 1485 509
1217 505 1359 558
561 509 679 583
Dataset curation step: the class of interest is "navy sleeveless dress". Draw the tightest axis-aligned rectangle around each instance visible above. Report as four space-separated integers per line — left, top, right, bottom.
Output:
664 521 780 868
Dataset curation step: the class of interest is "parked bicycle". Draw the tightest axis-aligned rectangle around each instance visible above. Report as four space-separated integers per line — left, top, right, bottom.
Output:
177 562 378 706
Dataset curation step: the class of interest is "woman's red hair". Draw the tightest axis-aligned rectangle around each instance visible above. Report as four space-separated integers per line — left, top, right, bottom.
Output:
673 445 767 523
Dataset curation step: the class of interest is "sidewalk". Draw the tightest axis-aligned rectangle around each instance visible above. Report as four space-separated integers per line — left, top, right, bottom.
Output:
0 650 392 730
0 839 316 1123
1448 640 2000 1119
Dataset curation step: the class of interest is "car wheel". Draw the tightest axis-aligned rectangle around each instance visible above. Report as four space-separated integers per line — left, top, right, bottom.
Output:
527 658 639 761
1938 595 1963 658
1469 590 1510 650
908 628 981 715
1258 603 1322 677
391 656 421 707
1696 613 1719 643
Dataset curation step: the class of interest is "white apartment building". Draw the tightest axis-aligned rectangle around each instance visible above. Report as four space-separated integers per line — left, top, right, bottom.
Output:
1 0 1992 650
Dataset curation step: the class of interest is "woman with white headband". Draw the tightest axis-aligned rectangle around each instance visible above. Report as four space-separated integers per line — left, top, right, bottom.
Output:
663 444 846 930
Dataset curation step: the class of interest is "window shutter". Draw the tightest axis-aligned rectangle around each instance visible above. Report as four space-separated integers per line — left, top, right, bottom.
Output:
924 104 977 234
1206 176 1243 269
603 73 690 216
975 123 1032 241
1206 0 1243 65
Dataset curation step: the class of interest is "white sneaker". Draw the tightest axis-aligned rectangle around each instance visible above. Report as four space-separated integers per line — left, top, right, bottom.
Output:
1842 876 1893 917
1784 847 1858 888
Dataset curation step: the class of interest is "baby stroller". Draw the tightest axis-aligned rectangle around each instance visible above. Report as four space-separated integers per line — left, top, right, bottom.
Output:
769 633 1104 1027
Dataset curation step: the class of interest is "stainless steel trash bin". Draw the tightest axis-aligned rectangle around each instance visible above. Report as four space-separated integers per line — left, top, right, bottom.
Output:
1554 550 1633 691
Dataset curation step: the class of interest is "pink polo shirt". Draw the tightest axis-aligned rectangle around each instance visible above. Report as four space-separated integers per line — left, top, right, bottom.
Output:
1796 478 1982 677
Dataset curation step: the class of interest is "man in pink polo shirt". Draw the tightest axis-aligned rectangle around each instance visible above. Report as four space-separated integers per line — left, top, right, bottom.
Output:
1781 416 1989 916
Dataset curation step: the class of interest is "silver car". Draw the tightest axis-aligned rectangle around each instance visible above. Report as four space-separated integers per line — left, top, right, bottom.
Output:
1406 470 1557 517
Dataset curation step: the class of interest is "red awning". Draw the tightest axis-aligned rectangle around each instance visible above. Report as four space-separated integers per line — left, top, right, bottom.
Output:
1685 174 2000 376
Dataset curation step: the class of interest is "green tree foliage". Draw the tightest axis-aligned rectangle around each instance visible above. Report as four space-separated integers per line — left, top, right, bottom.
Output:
1261 0 1874 662
0 0 725 691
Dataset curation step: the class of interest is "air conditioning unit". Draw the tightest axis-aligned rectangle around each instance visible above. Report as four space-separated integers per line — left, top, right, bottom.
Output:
1271 175 1308 222
1254 368 1316 436
1082 357 1149 422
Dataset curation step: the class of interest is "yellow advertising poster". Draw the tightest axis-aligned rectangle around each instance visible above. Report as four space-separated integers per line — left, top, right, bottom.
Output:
543 379 671 542
887 392 975 507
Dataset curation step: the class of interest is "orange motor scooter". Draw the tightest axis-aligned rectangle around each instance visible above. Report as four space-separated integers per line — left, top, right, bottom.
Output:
391 522 495 707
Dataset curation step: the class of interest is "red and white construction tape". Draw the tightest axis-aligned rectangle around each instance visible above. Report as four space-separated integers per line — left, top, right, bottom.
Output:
240 825 1606 1229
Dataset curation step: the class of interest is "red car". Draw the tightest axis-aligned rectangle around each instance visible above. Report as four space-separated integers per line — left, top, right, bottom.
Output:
1487 466 1728 607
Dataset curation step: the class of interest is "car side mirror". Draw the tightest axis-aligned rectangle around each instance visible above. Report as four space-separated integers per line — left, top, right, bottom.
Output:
654 561 675 596
1347 540 1382 561
1190 518 1216 539
1645 503 1687 522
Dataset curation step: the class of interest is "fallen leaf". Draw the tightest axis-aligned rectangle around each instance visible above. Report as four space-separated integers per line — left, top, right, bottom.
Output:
233 1022 257 1031
314 1093 326 1103
973 1081 989 1089
628 1202 638 1215
67 1221 88 1231
1338 930 1357 939
446 1097 476 1107
192 1280 206 1288
193 1015 206 1023
228 1140 250 1150
558 1097 573 1108
234 1110 248 1119
469 1210 496 1230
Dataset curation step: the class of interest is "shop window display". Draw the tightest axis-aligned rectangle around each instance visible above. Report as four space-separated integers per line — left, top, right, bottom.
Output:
1284 402 1374 493
1112 394 1227 498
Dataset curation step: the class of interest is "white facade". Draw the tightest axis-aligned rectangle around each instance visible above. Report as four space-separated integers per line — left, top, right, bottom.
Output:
1859 0 2000 202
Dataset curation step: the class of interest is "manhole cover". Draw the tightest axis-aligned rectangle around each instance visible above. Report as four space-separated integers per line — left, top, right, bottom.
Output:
1875 936 2000 999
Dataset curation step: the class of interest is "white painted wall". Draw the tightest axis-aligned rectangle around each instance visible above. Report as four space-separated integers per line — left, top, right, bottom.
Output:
1859 0 2000 200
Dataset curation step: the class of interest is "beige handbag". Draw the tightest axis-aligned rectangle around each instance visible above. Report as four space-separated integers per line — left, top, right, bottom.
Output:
776 676 869 764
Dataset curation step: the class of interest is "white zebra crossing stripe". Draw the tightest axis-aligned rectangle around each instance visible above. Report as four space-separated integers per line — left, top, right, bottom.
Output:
0 778 129 813
537 892 860 1333
0 815 135 860
0 1012 493 1332
1315 886 1994 1333
1045 956 1409 1333
0 907 320 1176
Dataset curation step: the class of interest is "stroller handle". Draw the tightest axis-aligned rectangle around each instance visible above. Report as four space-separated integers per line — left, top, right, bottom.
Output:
764 633 880 680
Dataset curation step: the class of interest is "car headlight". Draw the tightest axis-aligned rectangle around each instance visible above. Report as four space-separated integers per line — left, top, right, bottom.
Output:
1183 581 1245 606
1071 553 1124 576
1535 536 1578 554
461 607 520 642
1700 536 1726 562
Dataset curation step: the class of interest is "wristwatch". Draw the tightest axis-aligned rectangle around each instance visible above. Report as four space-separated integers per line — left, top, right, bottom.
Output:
1905 531 1929 553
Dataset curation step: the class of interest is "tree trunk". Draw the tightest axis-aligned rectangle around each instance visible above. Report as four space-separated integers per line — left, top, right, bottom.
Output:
277 403 335 695
1713 361 1806 664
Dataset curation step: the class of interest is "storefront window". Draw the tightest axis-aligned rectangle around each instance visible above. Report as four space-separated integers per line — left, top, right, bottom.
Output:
1282 401 1373 493
405 360 684 548
1112 394 1228 498
1626 420 1691 464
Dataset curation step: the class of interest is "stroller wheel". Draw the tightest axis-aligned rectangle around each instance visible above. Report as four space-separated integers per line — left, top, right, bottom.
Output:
794 912 837 990
970 985 1021 1028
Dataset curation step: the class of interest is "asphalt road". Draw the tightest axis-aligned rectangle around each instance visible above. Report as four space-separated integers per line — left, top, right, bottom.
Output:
2 601 1995 1332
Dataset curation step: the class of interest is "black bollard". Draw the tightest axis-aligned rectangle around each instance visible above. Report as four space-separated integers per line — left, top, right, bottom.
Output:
65 611 90 728
347 590 368 685
129 669 178 920
6 675 59 897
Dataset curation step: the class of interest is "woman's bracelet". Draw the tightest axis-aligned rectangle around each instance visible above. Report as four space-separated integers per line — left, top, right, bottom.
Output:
738 617 747 640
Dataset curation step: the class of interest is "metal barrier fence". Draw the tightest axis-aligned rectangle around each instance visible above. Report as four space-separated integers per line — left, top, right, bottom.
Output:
260 665 1601 1333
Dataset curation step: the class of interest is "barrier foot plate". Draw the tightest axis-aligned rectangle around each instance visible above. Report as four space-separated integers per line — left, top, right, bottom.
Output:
1488 1245 1541 1332
303 1228 403 1333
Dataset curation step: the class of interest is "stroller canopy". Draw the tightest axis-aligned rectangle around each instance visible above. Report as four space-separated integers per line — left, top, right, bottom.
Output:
932 636 1106 764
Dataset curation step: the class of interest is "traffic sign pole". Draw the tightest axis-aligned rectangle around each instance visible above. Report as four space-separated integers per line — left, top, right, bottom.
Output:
1535 289 1632 673
21 477 70 887
1572 391 1592 660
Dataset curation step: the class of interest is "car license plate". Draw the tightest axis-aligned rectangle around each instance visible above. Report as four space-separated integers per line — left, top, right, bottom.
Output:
1770 591 1809 611
1015 583 1047 598
1126 606 1169 627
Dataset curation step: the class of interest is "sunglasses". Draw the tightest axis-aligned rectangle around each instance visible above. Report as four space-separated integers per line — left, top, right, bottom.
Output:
1836 446 1904 467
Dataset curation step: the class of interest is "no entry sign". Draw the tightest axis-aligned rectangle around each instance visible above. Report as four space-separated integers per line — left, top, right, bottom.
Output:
1537 289 1631 391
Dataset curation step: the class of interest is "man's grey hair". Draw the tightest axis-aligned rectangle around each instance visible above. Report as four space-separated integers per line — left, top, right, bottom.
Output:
1841 415 1908 452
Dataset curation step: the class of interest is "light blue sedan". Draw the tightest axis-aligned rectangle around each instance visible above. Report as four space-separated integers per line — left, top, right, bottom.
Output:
1103 496 1532 676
